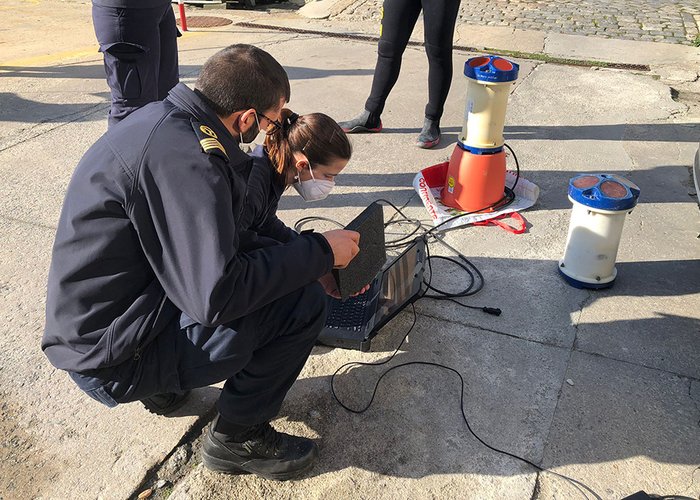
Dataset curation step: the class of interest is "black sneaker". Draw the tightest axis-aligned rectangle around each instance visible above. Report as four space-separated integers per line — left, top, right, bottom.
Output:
416 118 440 149
202 416 318 481
140 391 190 415
338 109 382 133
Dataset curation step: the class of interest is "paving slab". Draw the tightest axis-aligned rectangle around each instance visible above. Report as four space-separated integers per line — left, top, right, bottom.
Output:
0 218 221 499
544 33 700 66
573 201 700 379
455 25 546 54
168 315 569 499
537 351 700 499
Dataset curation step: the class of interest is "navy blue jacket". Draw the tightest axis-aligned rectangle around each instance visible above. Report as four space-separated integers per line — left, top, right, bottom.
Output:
238 145 298 249
42 83 334 374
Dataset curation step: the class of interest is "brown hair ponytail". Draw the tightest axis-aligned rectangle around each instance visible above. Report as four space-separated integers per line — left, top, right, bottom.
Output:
264 109 352 184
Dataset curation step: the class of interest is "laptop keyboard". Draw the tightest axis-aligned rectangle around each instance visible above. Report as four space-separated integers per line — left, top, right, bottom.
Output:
325 289 371 331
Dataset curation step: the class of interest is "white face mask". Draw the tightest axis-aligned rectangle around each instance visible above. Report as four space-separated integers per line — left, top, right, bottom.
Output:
293 165 335 202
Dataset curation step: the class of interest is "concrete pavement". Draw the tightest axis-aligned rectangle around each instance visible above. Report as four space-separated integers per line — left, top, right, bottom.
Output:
0 1 698 499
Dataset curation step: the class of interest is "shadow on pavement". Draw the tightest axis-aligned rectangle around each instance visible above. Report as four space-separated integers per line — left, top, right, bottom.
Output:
282 163 696 211
0 92 110 123
285 65 375 80
0 64 200 80
506 123 700 143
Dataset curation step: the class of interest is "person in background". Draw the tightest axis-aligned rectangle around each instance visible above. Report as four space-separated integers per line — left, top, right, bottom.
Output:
92 0 180 127
338 0 461 149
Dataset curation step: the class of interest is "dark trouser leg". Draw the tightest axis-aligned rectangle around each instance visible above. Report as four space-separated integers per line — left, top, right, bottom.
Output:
91 4 179 127
157 7 180 100
111 282 328 426
215 283 328 425
364 0 422 116
421 0 460 121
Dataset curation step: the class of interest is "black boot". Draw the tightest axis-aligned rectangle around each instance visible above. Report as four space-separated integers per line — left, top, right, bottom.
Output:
416 117 440 149
140 391 190 415
338 109 382 133
202 415 318 480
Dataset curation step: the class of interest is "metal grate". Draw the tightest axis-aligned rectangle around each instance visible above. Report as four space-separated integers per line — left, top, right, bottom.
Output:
177 16 233 28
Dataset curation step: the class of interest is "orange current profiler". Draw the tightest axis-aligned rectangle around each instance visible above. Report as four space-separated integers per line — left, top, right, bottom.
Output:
441 56 519 213
441 146 507 213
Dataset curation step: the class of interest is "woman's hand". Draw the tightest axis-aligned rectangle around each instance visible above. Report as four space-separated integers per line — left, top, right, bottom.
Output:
318 273 340 299
352 284 370 296
318 274 370 299
321 229 360 268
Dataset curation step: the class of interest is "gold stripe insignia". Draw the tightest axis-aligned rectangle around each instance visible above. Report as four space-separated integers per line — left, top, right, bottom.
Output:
199 138 228 158
192 120 228 161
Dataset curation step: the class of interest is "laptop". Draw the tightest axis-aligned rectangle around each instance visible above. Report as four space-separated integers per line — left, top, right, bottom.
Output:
332 202 386 300
318 238 427 351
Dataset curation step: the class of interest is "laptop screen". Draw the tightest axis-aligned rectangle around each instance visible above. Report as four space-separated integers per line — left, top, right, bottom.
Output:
375 241 424 322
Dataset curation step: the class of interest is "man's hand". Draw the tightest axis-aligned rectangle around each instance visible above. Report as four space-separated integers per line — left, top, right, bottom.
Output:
321 229 360 269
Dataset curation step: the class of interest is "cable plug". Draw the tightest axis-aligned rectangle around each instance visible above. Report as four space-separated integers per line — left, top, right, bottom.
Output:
482 307 502 316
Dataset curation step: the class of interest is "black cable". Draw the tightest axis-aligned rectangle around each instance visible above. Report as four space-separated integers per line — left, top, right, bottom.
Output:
330 236 600 500
308 143 598 498
329 307 599 499
374 141 521 248
293 215 344 232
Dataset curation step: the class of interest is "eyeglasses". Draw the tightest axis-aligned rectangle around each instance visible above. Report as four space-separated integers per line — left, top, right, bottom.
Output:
256 112 282 135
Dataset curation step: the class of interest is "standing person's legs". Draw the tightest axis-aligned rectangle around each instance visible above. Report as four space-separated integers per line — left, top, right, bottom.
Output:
415 0 460 148
339 0 421 133
365 0 422 117
157 6 180 100
92 4 175 127
421 0 460 121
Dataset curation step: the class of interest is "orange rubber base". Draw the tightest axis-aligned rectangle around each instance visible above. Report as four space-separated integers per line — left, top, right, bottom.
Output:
441 145 507 213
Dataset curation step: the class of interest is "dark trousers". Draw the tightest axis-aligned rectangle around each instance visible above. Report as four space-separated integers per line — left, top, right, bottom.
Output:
72 282 328 426
92 4 180 128
365 0 461 121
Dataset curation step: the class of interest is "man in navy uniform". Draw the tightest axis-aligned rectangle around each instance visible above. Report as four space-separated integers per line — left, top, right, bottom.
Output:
42 44 360 481
92 0 180 127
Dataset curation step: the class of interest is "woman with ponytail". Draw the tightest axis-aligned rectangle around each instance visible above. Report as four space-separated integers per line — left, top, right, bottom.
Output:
240 109 362 299
241 108 353 245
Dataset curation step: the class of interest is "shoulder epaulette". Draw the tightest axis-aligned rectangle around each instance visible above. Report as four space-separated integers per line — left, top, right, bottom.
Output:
191 120 228 161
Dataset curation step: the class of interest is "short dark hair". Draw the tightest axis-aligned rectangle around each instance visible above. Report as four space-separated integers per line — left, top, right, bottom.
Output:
196 44 290 116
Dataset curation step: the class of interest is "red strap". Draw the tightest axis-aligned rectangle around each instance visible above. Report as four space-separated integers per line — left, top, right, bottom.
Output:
472 212 527 234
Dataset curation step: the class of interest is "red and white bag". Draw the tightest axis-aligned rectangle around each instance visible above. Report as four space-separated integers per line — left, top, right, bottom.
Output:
413 162 540 232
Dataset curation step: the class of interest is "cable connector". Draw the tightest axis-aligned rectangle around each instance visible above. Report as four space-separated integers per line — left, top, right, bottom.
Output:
482 307 502 316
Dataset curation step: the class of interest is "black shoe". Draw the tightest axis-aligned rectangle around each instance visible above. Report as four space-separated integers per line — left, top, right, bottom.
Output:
202 416 318 480
338 109 382 133
140 391 190 415
416 118 440 149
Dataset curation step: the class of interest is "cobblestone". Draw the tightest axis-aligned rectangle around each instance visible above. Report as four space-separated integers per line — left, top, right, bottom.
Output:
331 0 700 46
